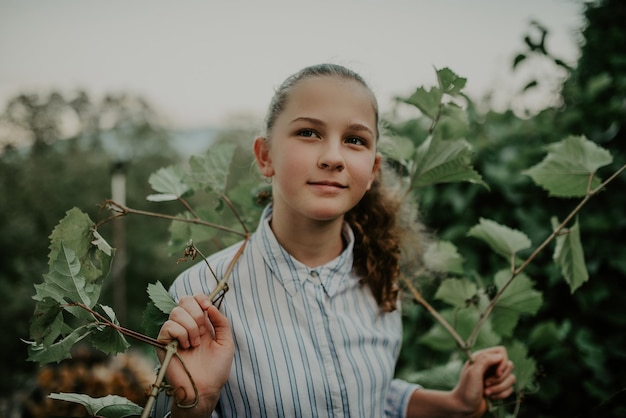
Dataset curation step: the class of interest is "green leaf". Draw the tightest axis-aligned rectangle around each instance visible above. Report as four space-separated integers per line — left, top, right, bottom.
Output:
434 103 470 141
41 208 112 308
147 281 177 314
34 244 92 307
523 135 613 197
27 325 92 363
467 218 531 261
435 278 477 308
403 359 464 390
91 230 113 256
436 67 467 96
401 86 442 120
148 164 191 200
49 393 143 418
379 135 415 162
552 217 589 293
420 308 500 351
89 305 130 355
492 270 543 336
423 240 465 275
167 211 218 254
142 301 169 339
506 340 537 392
185 142 238 194
412 136 486 188
30 298 64 346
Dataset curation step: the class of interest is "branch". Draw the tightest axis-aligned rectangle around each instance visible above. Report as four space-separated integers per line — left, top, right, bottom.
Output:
466 163 626 345
399 273 470 358
97 199 247 238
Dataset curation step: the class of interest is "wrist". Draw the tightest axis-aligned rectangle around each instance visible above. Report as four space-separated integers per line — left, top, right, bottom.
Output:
171 392 220 418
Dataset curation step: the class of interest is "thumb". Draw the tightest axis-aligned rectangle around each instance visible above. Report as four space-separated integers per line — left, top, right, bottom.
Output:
206 305 232 344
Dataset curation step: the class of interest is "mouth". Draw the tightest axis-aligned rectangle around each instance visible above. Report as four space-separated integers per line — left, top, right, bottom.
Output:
308 181 347 188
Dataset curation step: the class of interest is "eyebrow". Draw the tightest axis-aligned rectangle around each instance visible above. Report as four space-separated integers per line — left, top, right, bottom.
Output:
290 117 375 137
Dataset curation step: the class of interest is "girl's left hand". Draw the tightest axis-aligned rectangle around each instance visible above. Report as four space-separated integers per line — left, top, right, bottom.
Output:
453 346 516 416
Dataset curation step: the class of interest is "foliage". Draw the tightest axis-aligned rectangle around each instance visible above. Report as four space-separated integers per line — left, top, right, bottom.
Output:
20 61 625 418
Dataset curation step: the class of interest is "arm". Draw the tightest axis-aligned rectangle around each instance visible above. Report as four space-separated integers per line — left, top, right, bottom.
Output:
156 294 235 418
406 346 516 418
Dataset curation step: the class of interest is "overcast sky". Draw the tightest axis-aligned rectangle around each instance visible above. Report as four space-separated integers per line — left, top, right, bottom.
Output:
0 0 584 129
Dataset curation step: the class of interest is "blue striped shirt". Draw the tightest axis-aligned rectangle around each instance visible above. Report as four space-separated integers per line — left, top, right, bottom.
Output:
168 206 420 417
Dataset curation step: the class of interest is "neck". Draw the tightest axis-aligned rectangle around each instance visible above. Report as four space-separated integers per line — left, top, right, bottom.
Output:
269 210 345 268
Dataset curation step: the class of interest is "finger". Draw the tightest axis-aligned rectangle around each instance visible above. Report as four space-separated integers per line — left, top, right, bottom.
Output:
168 305 205 348
206 305 232 346
485 373 516 399
157 319 193 350
485 360 515 386
179 295 210 340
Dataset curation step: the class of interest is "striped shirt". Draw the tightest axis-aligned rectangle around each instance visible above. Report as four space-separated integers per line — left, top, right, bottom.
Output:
168 205 420 417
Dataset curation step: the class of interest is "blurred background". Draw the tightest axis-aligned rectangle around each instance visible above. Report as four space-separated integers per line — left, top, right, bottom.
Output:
1 0 625 417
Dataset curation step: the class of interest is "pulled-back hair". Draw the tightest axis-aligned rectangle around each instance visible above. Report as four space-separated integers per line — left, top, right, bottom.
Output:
264 63 406 312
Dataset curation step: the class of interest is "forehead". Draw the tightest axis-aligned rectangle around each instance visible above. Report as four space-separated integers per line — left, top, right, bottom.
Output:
281 76 377 125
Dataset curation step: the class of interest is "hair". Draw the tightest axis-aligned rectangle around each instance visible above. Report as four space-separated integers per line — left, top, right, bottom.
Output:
264 63 408 312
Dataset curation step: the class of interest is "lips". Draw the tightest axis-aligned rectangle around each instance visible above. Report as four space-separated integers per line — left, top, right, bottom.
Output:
308 181 347 188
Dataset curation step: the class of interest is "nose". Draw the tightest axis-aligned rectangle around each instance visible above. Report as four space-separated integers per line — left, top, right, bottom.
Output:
317 141 345 171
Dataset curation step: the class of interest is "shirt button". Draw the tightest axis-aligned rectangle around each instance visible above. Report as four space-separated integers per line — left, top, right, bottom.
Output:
310 270 319 277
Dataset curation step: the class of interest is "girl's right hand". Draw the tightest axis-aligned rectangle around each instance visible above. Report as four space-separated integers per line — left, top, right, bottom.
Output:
157 294 234 416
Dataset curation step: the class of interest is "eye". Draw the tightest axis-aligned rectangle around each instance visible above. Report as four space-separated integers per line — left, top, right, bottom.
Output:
296 129 320 138
345 136 366 146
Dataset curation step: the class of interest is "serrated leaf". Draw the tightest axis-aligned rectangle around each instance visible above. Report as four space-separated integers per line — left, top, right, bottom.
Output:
28 325 92 363
168 211 218 255
523 135 613 197
401 86 442 120
420 308 500 351
147 281 177 314
30 298 64 345
43 208 112 307
467 218 531 260
91 230 113 256
403 359 464 390
185 142 237 194
423 240 464 275
412 136 487 188
435 278 477 308
506 340 537 391
492 270 543 336
434 103 470 141
49 393 143 417
34 244 92 307
379 135 415 162
148 164 191 198
147 193 179 202
142 301 169 339
89 305 130 355
552 217 589 293
437 67 466 96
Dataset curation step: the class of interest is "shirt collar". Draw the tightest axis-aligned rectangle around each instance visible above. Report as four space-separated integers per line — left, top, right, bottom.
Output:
254 205 356 297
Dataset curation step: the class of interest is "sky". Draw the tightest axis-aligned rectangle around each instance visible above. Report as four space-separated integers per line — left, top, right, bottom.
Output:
0 0 584 130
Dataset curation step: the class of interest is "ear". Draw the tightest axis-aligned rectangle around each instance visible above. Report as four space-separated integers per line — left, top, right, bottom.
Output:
366 152 382 190
253 137 274 177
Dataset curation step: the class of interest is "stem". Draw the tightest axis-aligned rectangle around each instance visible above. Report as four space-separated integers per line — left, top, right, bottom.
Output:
97 199 246 237
399 273 471 358
466 163 626 345
142 340 178 418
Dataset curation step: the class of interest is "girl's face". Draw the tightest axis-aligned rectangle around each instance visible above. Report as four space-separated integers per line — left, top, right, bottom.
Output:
254 76 381 223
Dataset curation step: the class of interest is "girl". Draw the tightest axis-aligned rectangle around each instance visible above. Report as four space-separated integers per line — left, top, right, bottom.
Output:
156 63 515 417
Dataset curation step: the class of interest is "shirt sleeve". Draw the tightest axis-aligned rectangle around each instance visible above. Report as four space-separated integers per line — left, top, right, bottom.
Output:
385 378 422 418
